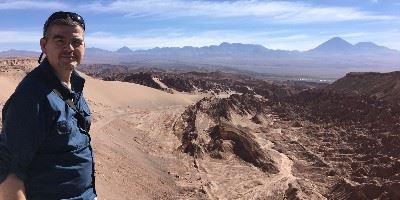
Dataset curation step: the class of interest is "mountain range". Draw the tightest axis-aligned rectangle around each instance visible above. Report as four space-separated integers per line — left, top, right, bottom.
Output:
1 37 399 78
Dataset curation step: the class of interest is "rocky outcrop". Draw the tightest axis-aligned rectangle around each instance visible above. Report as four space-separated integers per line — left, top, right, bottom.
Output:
268 73 400 198
327 178 369 200
80 64 318 97
326 71 400 105
327 178 400 200
284 89 400 133
103 72 163 90
208 123 279 173
159 76 197 92
0 58 37 67
173 93 279 174
0 58 37 73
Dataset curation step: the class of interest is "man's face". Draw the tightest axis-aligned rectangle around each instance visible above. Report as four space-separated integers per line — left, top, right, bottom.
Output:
40 24 85 73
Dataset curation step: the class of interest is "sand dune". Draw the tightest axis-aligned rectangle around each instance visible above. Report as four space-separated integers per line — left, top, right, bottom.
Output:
80 73 205 199
82 73 200 109
0 69 205 199
0 75 23 103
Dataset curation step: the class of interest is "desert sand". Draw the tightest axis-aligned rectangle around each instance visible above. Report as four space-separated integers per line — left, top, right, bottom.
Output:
83 74 207 199
1 68 297 199
1 69 206 199
2 62 399 200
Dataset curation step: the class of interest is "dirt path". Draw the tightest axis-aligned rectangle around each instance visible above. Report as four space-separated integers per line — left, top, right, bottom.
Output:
90 105 208 200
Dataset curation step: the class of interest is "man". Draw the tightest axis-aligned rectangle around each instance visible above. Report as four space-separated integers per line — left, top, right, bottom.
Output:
0 11 96 200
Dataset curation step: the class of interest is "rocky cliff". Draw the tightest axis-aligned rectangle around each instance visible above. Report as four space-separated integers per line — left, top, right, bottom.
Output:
0 58 37 73
326 71 400 105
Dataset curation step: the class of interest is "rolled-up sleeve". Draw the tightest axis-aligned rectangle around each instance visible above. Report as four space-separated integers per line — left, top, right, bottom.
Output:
0 90 47 183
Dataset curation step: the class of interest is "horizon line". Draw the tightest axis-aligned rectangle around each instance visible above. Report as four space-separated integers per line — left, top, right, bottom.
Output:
1 38 399 53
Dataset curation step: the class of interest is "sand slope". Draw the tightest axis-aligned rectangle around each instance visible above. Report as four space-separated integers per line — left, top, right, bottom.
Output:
0 70 204 199
0 75 23 103
83 73 198 109
81 73 204 199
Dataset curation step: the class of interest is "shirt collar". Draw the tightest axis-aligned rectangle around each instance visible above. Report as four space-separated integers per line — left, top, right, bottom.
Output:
39 58 86 97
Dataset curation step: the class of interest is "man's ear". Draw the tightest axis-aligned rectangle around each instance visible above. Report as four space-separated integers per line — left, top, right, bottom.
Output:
40 37 47 54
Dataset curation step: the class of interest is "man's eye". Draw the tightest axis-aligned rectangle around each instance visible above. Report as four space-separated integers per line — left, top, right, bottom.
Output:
72 40 83 47
54 39 66 46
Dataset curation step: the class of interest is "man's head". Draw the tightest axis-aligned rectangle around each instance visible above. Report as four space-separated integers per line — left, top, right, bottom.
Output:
39 11 86 75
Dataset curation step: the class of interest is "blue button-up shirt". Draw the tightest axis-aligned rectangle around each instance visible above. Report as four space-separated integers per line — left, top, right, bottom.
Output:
0 58 96 200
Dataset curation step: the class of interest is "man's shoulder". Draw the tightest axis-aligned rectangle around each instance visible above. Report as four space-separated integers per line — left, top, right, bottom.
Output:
2 66 52 124
13 66 52 100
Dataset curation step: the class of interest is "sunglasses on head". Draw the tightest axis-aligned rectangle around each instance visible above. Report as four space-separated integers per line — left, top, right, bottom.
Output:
43 11 85 33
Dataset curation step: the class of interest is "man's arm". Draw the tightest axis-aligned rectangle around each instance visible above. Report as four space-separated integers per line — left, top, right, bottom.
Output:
0 90 47 200
0 174 26 200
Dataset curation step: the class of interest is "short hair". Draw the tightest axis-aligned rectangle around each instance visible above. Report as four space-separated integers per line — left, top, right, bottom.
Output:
42 11 85 37
43 16 83 37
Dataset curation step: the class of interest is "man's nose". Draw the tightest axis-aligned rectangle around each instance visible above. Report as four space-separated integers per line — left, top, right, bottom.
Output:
64 43 75 51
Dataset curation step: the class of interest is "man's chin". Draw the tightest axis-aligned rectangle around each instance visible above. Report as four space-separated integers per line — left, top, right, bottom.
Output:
61 62 78 70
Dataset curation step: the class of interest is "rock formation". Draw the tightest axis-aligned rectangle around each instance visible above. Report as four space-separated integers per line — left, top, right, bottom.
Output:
173 94 279 173
0 58 37 73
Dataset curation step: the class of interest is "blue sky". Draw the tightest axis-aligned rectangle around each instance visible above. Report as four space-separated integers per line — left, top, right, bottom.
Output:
0 0 399 51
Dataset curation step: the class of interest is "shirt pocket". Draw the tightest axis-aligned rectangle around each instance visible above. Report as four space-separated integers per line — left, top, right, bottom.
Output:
52 119 87 153
56 120 72 135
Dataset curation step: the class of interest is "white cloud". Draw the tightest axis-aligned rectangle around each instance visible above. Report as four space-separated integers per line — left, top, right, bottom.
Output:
0 0 67 10
0 31 41 43
0 31 42 51
81 0 395 23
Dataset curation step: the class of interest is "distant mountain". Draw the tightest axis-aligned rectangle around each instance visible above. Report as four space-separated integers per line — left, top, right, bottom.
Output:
308 37 353 54
308 37 396 55
206 42 270 54
86 47 112 54
137 42 272 56
115 38 400 77
353 42 397 54
354 42 380 50
0 49 39 58
1 37 399 78
116 46 133 54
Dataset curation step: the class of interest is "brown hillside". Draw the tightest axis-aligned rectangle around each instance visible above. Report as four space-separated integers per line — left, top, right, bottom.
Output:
326 71 400 104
